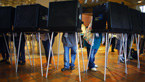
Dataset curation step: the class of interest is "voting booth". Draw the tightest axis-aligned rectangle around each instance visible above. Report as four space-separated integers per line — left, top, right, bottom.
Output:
14 4 48 32
0 7 15 32
92 2 131 33
48 1 82 32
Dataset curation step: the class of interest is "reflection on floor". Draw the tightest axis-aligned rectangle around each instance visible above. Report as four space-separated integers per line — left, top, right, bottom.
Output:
0 44 145 82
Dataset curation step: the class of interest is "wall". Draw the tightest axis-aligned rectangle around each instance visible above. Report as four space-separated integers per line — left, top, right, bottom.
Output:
82 14 92 27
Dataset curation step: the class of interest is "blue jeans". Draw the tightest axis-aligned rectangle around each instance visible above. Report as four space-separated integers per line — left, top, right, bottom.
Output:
42 38 54 62
87 47 98 69
63 45 77 69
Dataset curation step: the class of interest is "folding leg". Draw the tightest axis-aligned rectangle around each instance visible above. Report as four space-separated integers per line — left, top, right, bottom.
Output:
57 33 61 69
75 32 81 82
135 34 140 68
9 34 13 65
3 33 12 64
38 32 43 76
16 32 22 73
13 33 17 72
128 34 134 60
46 32 54 78
118 34 124 64
24 33 32 65
123 34 128 74
32 33 35 66
104 33 108 81
86 34 95 72
106 34 113 67
48 33 56 68
79 33 85 72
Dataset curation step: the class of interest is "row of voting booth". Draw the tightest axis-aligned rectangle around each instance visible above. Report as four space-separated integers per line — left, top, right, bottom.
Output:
0 0 144 81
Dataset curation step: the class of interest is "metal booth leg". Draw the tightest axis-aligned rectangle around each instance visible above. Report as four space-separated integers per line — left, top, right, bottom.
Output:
135 34 140 68
24 33 32 65
123 34 128 74
86 34 95 72
118 34 124 64
3 33 12 64
79 33 85 72
32 33 35 66
128 34 134 60
13 33 17 72
57 33 61 69
48 33 56 68
16 32 22 73
106 34 113 67
46 32 54 78
75 32 81 82
9 34 13 65
104 33 108 81
38 32 43 76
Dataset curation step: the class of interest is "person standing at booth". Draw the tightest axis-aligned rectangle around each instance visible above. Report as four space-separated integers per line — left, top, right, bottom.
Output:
0 33 10 64
83 22 102 72
61 33 77 71
115 34 124 62
38 33 57 67
15 33 26 65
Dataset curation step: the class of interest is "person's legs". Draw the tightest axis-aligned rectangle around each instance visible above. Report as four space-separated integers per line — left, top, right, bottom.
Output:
42 39 54 66
4 36 10 64
112 37 116 52
92 49 98 65
42 40 49 62
0 37 6 62
89 49 97 69
15 39 22 64
111 38 114 52
20 40 26 65
87 47 96 69
140 38 144 54
70 46 76 69
87 47 98 71
61 45 70 71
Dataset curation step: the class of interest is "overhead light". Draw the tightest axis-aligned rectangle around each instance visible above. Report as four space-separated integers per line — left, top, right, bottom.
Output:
138 0 142 3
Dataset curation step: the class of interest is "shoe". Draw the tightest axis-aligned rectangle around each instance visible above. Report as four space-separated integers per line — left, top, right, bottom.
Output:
90 68 97 72
43 63 47 67
49 63 52 67
122 57 125 60
140 54 144 56
43 63 52 67
120 57 124 63
126 59 128 62
70 66 75 70
18 61 21 65
61 68 69 71
21 62 25 65
95 65 98 68
111 50 115 52
0 59 6 63
129 56 134 60
5 60 10 64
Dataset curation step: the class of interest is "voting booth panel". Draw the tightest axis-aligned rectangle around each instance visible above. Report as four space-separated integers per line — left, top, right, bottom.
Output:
14 4 48 32
141 13 145 34
0 7 15 32
92 2 131 33
129 8 142 34
48 1 82 32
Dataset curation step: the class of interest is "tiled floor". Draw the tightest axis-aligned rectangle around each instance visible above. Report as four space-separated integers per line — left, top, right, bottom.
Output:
0 44 145 82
